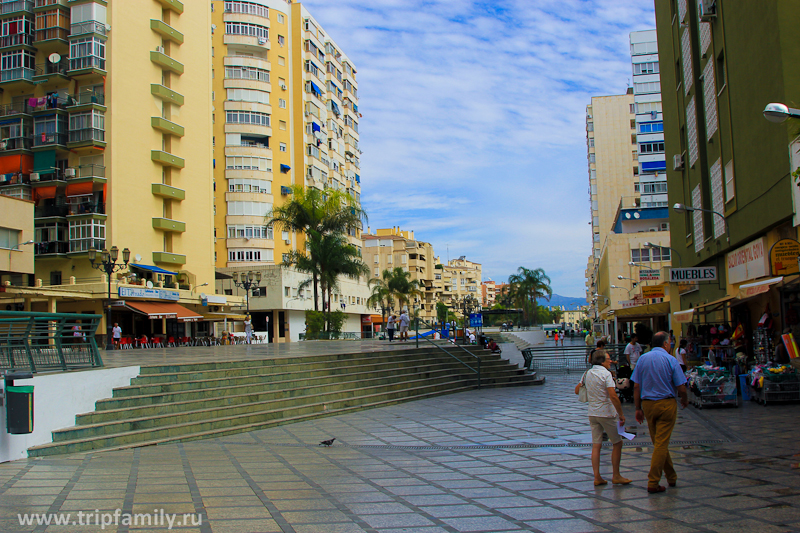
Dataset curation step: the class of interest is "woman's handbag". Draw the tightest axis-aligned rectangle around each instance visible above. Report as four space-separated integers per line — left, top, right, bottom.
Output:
578 371 589 403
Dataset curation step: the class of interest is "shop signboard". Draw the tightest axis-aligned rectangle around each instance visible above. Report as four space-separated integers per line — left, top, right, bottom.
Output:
639 269 661 282
118 287 180 301
770 238 800 276
727 236 768 285
642 285 665 299
669 267 717 282
361 316 372 324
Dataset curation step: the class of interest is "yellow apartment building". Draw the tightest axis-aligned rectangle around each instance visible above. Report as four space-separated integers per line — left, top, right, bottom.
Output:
0 0 226 344
434 256 481 318
362 227 436 322
211 0 366 342
0 195 34 281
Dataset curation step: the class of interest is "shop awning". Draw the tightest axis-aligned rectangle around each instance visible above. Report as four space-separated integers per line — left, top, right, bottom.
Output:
738 277 783 299
200 312 247 322
610 301 670 319
672 309 695 323
33 150 56 173
65 181 93 197
130 264 179 276
124 302 203 322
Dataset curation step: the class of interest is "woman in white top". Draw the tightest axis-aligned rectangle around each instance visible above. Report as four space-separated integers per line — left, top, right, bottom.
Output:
386 315 396 342
575 351 631 486
676 339 687 372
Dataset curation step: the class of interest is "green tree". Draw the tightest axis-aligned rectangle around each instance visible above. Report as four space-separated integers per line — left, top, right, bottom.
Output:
268 186 366 311
313 231 369 328
508 267 552 326
436 302 449 323
367 269 401 327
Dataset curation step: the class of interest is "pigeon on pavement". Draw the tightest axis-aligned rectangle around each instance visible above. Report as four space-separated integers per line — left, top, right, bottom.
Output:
319 438 336 447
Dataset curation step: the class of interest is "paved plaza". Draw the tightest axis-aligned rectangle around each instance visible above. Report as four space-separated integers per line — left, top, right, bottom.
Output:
2 347 800 532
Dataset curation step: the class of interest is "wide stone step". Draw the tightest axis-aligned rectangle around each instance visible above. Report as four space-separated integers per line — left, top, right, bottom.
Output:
31 381 479 456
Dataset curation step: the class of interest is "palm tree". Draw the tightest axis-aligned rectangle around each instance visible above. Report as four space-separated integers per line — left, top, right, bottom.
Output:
508 267 552 325
367 270 399 327
386 267 423 310
268 186 367 310
314 232 369 323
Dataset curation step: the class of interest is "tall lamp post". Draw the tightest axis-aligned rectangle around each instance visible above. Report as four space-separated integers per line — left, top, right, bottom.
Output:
672 203 729 242
232 271 262 315
88 246 130 350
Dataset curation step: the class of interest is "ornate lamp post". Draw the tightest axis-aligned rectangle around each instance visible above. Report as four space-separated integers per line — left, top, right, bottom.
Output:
232 270 263 315
88 245 130 350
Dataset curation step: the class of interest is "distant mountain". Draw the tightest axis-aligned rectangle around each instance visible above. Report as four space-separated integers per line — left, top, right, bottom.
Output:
541 294 587 309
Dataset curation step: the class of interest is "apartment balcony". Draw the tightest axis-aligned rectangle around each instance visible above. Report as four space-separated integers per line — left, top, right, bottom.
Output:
34 203 68 219
150 19 183 44
67 55 105 78
33 25 68 51
151 117 184 137
30 169 66 186
33 0 63 9
0 32 34 48
152 217 185 233
151 183 185 201
34 240 68 256
32 132 67 150
0 136 32 153
1 0 33 15
225 191 274 203
0 101 31 117
223 55 270 71
150 50 183 75
154 0 183 14
151 83 184 106
224 123 272 138
32 59 70 85
67 127 105 150
223 11 270 26
66 200 105 218
222 77 271 92
68 238 105 255
223 33 270 52
69 20 106 37
151 150 184 169
224 143 272 159
0 67 35 88
68 163 105 184
225 167 272 181
152 251 186 265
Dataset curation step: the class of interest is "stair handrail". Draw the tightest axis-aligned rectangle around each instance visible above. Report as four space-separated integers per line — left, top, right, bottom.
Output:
417 320 481 389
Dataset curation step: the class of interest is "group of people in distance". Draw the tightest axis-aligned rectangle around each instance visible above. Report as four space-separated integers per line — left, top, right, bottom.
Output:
576 330 688 494
385 310 411 342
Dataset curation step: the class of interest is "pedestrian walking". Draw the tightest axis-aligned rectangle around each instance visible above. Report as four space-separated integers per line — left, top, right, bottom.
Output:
632 331 688 494
244 315 253 344
554 331 559 345
560 331 565 347
575 350 631 486
624 335 642 368
112 323 122 349
399 310 410 341
585 330 595 362
675 339 687 372
386 315 396 342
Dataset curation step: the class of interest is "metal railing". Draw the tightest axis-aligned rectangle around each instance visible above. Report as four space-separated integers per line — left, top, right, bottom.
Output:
419 320 482 389
0 311 103 373
70 20 106 36
520 344 629 374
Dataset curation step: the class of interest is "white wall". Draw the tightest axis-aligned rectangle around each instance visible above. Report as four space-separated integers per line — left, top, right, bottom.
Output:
0 366 140 463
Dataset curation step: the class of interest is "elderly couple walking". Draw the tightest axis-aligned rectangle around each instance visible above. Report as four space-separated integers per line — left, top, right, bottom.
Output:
576 331 688 492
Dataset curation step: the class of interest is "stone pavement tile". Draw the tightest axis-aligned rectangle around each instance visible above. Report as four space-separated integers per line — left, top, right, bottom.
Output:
372 477 429 487
132 493 194 504
280 510 352 524
704 518 796 533
450 487 514 498
546 498 618 511
576 507 655 523
262 489 324 499
520 488 585 500
204 518 282 533
477 473 531 483
130 504 197 515
384 485 446 496
3 487 66 496
417 504 492 518
621 496 698 513
360 513 437 529
0 496 62 507
205 506 274 519
58 499 126 511
10 479 69 488
473 496 540 508
659 507 735 524
661 485 734 499
524 518 611 533
439 516 522 531
708 494 775 510
201 496 264 507
273 499 337 511
375 528 451 533
400 495 468 506
436 479 492 489
499 506 574 520
344 502 414 515
744 505 800 524
615 520 703 533
334 492 396 503
198 487 256 497
293 524 367 533
42 527 119 533
65 490 128 500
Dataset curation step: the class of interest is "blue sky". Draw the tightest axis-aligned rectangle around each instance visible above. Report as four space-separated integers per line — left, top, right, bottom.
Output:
300 0 656 298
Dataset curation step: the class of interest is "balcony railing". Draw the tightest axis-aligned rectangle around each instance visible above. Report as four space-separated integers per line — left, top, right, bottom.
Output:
32 170 65 182
33 132 67 147
0 137 32 150
0 173 31 186
34 60 69 78
70 238 104 253
34 241 68 255
68 128 104 144
0 0 34 14
67 201 104 216
69 20 106 36
34 0 60 6
68 92 105 106
0 33 34 48
0 67 35 83
0 102 30 116
34 26 68 42
68 55 105 71
35 204 68 218
75 163 105 178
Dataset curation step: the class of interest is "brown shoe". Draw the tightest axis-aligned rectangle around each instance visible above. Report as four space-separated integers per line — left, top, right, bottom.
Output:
647 485 666 494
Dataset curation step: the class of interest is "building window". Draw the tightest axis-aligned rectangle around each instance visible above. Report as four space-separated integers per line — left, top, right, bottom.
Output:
588 154 596 163
0 227 20 250
225 1 268 17
69 36 105 70
278 35 285 46
633 81 661 94
278 56 286 66
226 88 270 104
702 59 718 140
277 13 284 24
279 120 287 130
225 66 269 82
279 99 286 109
228 249 272 262
68 110 105 143
225 22 268 40
225 156 271 172
692 184 704 253
710 158 725 238
587 122 593 132
638 122 663 134
681 29 693 95
279 142 286 152
227 201 271 216
68 219 104 252
227 179 270 193
641 182 667 194
226 110 270 127
633 61 659 75
725 160 735 202
686 96 699 166
639 142 665 154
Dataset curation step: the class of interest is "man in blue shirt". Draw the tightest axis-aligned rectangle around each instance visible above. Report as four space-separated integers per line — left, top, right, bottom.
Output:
631 330 688 494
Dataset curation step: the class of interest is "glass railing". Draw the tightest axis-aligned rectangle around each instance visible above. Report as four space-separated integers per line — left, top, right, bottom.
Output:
1 137 32 150
34 0 61 7
69 20 105 36
75 164 105 178
33 132 67 147
70 238 104 253
34 26 68 42
35 204 68 218
0 33 34 47
67 201 104 216
0 67 34 83
0 102 30 116
68 128 104 144
35 241 69 255
68 55 105 71
0 0 34 14
68 92 105 106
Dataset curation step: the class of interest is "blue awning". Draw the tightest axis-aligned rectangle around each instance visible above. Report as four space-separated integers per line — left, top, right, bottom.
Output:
0 118 22 126
312 122 321 132
331 101 341 115
131 264 179 276
280 164 291 173
309 81 322 96
641 161 667 171
355 174 360 183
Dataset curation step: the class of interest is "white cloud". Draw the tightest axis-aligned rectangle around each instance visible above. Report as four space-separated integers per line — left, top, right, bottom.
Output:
301 0 655 296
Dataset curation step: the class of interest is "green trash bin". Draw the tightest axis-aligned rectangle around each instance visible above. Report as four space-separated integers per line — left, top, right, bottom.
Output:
6 385 34 434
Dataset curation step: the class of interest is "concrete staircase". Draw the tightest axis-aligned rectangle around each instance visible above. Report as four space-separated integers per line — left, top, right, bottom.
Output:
28 347 543 457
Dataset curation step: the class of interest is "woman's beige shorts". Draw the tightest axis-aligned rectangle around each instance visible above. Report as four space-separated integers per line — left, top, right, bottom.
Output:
589 416 621 444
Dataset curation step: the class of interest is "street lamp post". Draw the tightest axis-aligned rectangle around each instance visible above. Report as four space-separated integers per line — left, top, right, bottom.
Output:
232 270 263 315
88 246 131 350
763 103 800 123
672 203 729 241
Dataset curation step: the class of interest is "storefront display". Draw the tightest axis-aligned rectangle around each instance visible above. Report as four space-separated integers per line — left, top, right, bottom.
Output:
686 366 738 409
748 364 800 405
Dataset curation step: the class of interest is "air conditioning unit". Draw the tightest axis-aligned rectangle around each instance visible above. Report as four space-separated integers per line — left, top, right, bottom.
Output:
284 239 291 245
698 0 717 21
660 223 670 231
30 173 39 181
279 82 287 90
258 37 267 45
64 168 76 177
155 46 165 54
672 154 684 170
0 140 6 150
